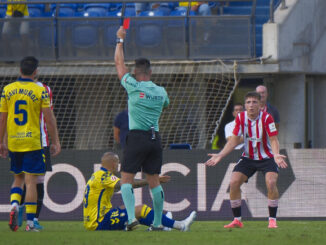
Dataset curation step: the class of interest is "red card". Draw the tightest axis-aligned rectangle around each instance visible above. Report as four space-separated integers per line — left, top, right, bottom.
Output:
123 18 130 30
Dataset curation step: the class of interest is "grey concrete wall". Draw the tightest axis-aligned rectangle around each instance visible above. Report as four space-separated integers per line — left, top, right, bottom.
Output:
270 74 306 149
264 0 326 73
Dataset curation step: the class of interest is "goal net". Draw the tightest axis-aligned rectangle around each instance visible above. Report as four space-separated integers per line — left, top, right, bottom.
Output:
0 60 239 150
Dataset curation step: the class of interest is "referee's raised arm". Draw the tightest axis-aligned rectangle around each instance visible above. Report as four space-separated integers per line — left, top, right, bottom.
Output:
114 26 129 80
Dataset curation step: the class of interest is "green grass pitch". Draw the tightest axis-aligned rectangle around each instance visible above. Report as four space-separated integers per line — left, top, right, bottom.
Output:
0 221 325 245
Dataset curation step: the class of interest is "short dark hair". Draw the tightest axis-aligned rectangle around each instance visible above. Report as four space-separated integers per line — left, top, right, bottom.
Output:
245 91 261 101
233 103 243 108
134 58 151 75
20 56 39 76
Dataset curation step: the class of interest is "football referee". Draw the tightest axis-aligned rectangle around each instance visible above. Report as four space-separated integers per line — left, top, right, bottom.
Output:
114 26 169 231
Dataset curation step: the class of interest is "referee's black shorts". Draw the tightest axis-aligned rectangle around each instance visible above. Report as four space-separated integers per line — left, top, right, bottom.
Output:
121 130 162 175
233 157 279 180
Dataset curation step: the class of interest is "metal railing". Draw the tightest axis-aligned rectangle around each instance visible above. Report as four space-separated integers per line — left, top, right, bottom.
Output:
269 0 287 23
0 0 256 61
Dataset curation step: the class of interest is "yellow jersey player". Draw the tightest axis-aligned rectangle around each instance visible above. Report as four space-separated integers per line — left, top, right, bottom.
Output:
0 56 61 232
83 152 196 231
2 0 30 59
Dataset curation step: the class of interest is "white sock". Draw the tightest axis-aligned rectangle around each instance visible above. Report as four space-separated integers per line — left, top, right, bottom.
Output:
27 220 34 227
33 218 38 222
173 221 184 230
269 217 276 221
234 217 242 221
11 203 19 210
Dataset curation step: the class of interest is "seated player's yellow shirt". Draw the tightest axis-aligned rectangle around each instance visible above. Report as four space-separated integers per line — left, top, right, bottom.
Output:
0 78 50 152
179 1 199 7
6 0 29 17
83 167 120 231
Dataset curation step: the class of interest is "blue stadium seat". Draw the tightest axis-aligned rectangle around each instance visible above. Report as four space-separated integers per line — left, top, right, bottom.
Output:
57 7 76 17
228 1 252 7
170 9 197 16
256 0 271 6
169 144 192 150
256 14 269 24
28 7 43 17
0 6 7 18
59 4 79 10
109 3 122 12
136 11 164 48
84 3 110 10
84 6 108 17
223 6 252 15
107 7 136 17
156 6 172 16
72 24 99 48
84 3 110 17
136 22 163 46
255 6 269 15
139 9 165 17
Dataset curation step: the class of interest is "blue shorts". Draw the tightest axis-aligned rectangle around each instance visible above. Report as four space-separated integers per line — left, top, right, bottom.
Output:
96 207 128 230
9 149 46 175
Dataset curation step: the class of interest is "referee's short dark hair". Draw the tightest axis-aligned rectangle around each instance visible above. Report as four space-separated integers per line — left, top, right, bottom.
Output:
245 91 261 101
135 58 151 75
20 56 39 76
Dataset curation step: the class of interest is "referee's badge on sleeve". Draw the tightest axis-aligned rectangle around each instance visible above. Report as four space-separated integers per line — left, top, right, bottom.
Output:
269 122 276 132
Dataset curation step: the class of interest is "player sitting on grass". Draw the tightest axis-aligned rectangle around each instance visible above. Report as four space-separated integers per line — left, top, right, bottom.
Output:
83 152 196 231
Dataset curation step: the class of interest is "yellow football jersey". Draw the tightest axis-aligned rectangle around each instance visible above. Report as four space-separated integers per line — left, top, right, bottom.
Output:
0 78 50 152
179 1 199 7
6 0 29 17
83 167 120 231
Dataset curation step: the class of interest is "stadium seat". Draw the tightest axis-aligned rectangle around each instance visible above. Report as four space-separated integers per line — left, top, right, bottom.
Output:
170 9 197 16
28 7 43 17
84 7 108 17
84 3 110 10
228 1 252 7
156 6 172 16
256 14 269 24
256 0 271 6
255 6 269 15
0 6 7 18
169 143 192 150
109 3 122 12
109 6 136 17
59 4 79 10
133 10 165 57
84 3 110 17
72 24 99 47
139 9 165 17
136 22 163 46
223 6 252 15
55 7 76 17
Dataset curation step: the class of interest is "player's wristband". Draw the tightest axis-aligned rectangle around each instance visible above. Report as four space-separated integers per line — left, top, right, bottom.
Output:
116 38 124 44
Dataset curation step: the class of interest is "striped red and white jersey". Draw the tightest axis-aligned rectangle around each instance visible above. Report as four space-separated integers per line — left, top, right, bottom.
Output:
36 82 53 147
233 111 278 160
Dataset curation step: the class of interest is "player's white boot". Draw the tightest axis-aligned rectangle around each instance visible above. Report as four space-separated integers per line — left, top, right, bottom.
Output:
181 211 197 232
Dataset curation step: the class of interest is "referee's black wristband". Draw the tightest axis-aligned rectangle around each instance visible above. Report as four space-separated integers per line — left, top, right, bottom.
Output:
116 38 124 44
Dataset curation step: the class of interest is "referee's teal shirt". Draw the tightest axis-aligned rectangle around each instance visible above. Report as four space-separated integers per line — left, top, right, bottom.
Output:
121 73 169 131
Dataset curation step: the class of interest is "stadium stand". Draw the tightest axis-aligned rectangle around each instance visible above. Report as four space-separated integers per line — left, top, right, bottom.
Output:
0 0 284 61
